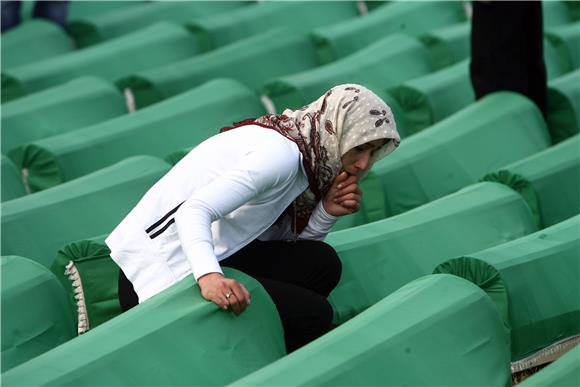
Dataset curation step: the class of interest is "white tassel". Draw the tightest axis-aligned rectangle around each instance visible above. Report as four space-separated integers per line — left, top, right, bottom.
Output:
64 261 90 335
511 334 580 373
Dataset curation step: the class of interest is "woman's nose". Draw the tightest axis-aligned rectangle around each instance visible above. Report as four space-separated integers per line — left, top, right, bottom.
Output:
355 152 371 171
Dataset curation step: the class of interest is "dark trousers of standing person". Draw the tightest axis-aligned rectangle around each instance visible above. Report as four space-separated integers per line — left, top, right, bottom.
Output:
470 1 547 119
118 239 342 353
1 1 69 33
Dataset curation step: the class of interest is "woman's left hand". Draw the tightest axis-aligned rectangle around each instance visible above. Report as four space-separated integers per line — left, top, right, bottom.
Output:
323 172 362 217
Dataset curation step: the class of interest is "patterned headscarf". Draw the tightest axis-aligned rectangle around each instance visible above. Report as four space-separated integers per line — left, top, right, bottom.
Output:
221 83 400 233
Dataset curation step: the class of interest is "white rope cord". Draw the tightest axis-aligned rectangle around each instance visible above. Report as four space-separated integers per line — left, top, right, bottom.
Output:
260 94 277 115
511 334 580 373
21 167 31 194
123 88 136 113
64 261 90 335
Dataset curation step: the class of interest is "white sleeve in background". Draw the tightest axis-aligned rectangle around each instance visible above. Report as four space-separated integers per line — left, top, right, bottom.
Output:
298 201 338 241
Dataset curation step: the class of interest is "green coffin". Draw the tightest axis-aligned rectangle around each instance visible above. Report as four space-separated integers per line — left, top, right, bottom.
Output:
2 77 126 162
389 59 474 135
19 79 265 192
187 1 359 52
1 155 26 202
519 345 580 387
543 0 577 27
1 155 171 267
545 21 580 74
232 274 510 387
2 269 285 387
1 20 73 69
1 256 75 373
117 28 320 109
547 69 580 143
483 135 579 228
69 1 247 48
2 23 201 97
435 216 580 361
311 1 466 63
328 181 537 324
419 22 470 70
263 34 432 111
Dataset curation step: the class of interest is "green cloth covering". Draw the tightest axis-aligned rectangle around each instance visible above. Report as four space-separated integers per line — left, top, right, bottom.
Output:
165 147 192 166
117 28 320 109
389 59 474 135
333 91 550 228
20 79 264 192
1 256 75 372
1 20 73 69
3 268 286 387
51 236 121 332
545 21 580 74
187 1 359 52
547 69 580 143
232 274 511 387
545 36 568 80
69 1 247 48
262 34 432 111
1 73 26 103
519 345 580 387
543 1 576 27
2 77 126 164
1 155 26 202
1 155 171 268
2 23 201 97
434 216 580 361
20 1 143 23
419 22 470 70
311 1 466 64
327 181 537 324
483 135 580 229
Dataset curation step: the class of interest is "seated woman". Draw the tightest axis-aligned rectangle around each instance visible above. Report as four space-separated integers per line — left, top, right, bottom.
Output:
106 84 400 353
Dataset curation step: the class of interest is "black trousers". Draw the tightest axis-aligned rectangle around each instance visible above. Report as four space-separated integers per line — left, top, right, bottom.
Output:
118 239 342 353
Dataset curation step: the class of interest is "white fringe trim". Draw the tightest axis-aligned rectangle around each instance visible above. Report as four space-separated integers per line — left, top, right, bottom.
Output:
64 261 90 335
21 167 31 194
260 94 277 115
123 88 136 113
463 1 473 20
357 1 368 16
511 334 580 373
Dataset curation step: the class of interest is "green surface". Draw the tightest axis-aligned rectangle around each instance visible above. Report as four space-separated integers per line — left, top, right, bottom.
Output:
1 155 26 202
20 79 265 192
483 135 579 228
69 1 246 48
545 21 580 74
187 1 359 52
389 59 473 135
232 274 510 387
1 23 201 97
547 69 580 143
419 22 470 70
1 256 75 373
1 73 26 103
1 19 73 69
327 181 536 324
1 155 171 268
519 345 580 387
435 216 580 360
333 92 550 229
311 1 466 63
545 36 568 80
263 34 432 111
117 28 320 108
543 1 576 27
3 268 286 387
2 77 126 163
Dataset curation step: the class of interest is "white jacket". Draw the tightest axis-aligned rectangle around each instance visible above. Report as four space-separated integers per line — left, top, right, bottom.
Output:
106 126 337 302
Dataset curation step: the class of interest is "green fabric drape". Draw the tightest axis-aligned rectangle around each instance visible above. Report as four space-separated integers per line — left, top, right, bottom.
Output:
311 1 466 64
2 23 201 98
435 216 580 360
20 79 264 192
389 59 474 135
263 34 432 111
1 156 171 268
2 77 126 163
117 28 320 109
187 1 359 52
1 73 26 103
519 345 580 386
3 268 285 387
545 21 580 74
1 155 26 202
1 20 73 69
542 1 576 27
547 69 580 143
1 256 75 373
484 135 579 228
419 22 470 70
328 182 536 324
69 1 247 48
164 147 192 166
232 274 510 387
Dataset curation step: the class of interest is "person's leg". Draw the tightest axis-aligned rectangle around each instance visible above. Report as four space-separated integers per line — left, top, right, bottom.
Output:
33 0 68 30
118 268 139 312
1 0 21 33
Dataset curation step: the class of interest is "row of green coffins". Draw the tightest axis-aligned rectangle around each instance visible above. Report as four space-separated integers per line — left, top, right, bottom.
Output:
3 206 578 384
519 345 580 387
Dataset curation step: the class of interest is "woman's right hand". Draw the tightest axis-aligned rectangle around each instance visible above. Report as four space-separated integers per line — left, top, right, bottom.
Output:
197 272 251 315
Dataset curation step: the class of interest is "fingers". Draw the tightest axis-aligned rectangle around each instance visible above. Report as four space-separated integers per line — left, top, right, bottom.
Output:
336 173 357 190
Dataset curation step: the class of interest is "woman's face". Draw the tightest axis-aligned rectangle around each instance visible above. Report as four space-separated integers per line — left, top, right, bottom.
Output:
341 139 386 178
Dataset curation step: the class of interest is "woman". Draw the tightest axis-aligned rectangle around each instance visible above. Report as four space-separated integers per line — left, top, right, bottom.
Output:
106 84 400 352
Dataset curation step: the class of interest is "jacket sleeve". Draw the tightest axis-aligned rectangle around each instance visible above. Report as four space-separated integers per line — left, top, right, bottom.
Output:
298 201 338 240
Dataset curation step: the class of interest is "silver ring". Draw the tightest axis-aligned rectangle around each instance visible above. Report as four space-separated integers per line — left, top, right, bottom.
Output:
225 291 232 299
